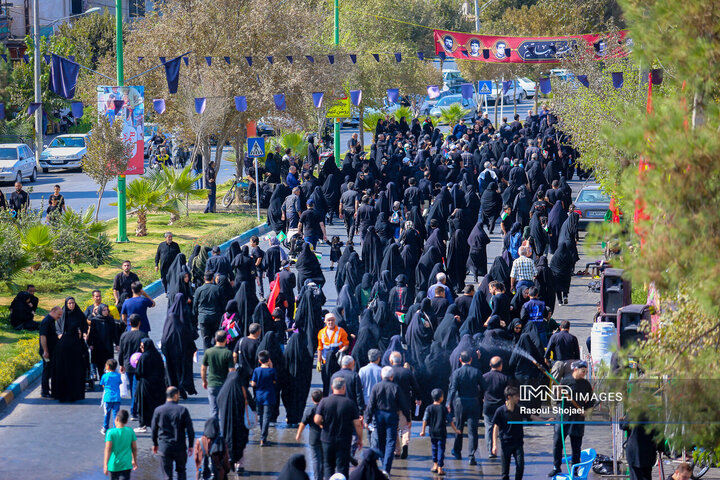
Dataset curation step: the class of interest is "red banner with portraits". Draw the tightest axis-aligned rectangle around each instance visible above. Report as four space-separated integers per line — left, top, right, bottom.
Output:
433 29 630 63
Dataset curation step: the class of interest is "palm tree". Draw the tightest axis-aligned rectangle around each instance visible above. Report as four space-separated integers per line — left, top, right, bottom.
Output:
394 106 412 123
19 224 54 269
439 103 470 128
146 165 205 223
113 177 164 236
362 111 385 133
269 131 309 158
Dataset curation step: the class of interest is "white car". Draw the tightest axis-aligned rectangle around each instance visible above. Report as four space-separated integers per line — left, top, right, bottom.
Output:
39 134 88 172
516 77 537 98
429 95 477 123
0 143 37 184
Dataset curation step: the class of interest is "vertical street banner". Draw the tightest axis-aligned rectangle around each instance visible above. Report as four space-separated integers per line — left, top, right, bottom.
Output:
97 86 145 175
433 29 630 63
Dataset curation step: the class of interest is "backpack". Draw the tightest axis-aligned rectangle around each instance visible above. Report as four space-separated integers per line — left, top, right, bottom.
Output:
390 210 402 224
509 232 522 259
199 440 220 480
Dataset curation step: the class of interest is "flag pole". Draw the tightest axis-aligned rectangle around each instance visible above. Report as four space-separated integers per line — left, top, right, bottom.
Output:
333 0 340 165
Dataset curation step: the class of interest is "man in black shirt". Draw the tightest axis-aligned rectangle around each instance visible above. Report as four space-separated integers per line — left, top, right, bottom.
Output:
483 356 510 458
113 260 140 308
331 356 365 413
549 360 596 477
155 232 181 292
38 306 61 397
205 246 231 277
204 160 216 213
298 199 326 249
298 390 324 480
193 272 223 349
151 387 195 480
339 182 359 242
455 284 475 321
448 351 484 465
356 196 377 242
118 314 145 419
545 320 581 367
314 377 363 480
49 184 66 212
403 177 422 211
389 352 421 459
8 181 29 215
491 385 530 480
9 284 39 330
250 235 265 297
365 366 411 475
233 323 261 384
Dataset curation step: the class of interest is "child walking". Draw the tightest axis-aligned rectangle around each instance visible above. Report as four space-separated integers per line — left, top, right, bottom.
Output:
296 389 324 480
420 388 460 476
100 358 122 435
250 350 277 446
329 236 343 271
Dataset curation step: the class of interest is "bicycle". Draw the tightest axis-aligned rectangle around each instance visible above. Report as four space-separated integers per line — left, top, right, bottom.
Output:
662 445 712 479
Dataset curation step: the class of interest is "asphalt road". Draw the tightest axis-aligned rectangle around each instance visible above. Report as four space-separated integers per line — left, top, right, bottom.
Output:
5 178 711 480
0 99 536 221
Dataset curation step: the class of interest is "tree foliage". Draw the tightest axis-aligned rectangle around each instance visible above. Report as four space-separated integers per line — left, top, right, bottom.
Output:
548 0 720 455
83 116 133 220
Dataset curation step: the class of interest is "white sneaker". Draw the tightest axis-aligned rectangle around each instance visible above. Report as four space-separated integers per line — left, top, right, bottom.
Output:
134 426 147 433
100 428 106 435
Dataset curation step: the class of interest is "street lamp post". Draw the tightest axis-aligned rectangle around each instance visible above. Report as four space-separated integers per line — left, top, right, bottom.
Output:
333 0 340 166
115 0 128 242
32 0 40 165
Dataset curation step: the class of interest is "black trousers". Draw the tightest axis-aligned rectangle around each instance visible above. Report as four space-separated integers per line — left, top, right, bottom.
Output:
160 448 187 480
41 357 51 396
199 321 219 350
322 441 351 480
552 425 583 469
342 209 355 240
482 212 499 233
452 398 480 458
500 444 525 480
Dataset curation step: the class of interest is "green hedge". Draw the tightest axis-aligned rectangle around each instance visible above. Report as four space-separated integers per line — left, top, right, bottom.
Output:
0 338 38 391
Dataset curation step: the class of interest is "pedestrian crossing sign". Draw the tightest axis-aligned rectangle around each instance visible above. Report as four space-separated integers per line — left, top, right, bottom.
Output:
247 137 265 158
478 80 492 95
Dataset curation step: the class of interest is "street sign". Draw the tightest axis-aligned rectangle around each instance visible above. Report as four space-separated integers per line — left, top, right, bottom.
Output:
477 80 492 95
247 137 265 158
326 97 351 118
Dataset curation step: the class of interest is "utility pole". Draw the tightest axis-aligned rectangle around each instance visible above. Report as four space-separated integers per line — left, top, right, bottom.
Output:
333 0 340 166
116 0 128 242
32 0 42 167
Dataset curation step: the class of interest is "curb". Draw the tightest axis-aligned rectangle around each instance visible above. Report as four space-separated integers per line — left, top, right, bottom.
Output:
0 361 43 413
0 221 271 414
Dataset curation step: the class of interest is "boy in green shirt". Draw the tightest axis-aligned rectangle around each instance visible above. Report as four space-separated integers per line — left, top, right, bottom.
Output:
104 409 138 479
202 330 235 418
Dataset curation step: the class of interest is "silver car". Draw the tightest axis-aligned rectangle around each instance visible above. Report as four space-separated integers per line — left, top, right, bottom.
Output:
0 144 37 184
574 184 611 228
429 95 477 123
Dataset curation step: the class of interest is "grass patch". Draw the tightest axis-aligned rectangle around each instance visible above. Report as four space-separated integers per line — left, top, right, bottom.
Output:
0 212 261 368
0 307 38 391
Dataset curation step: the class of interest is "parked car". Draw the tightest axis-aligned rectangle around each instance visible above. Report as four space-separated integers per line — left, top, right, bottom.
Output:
39 134 88 172
419 86 462 115
442 69 466 89
0 143 37 183
516 77 537 98
429 95 477 123
574 184 611 228
485 80 523 105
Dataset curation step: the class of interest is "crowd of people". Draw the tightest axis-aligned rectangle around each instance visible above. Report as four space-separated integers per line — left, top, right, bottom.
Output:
10 107 623 480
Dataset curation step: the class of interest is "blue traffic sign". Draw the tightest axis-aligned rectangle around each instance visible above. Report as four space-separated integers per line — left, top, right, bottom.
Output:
247 137 265 158
477 80 492 95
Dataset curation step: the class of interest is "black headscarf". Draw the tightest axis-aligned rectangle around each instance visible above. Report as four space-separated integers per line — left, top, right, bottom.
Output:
268 184 291 232
433 304 461 351
446 228 469 292
351 309 380 370
58 296 87 335
480 182 502 216
336 243 356 292
381 334 405 367
294 282 326 357
166 253 192 301
279 453 310 480
343 251 364 294
405 298 435 370
415 245 442 292
202 417 226 455
161 293 196 395
190 246 211 284
467 222 491 277
547 200 568 254
425 227 446 257
449 334 478 372
281 332 313 425
349 448 385 480
460 289 490 337
216 371 249 464
321 174 341 213
257 330 285 374
295 242 324 287
310 186 329 220
380 242 404 281
359 227 383 277
252 301 275 337
135 337 166 426
408 206 427 241
549 241 575 287
337 284 359 336
216 274 234 307
234 282 259 336
87 304 117 366
529 213 548 256
50 326 87 402
535 255 556 313
423 341 452 400
371 270 393 303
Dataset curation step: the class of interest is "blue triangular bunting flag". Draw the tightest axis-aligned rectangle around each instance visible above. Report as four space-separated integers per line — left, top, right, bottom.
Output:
305 55 314 63
350 90 362 106
539 77 551 95
71 101 83 119
245 56 253 66
273 93 286 111
153 99 166 114
372 53 379 62
205 56 212 66
395 52 401 62
195 97 206 114
461 83 473 100
224 56 230 64
234 96 247 112
48 54 80 99
349 54 356 64
312 92 324 108
27 103 41 116
286 56 293 64
417 52 424 60
577 75 589 88
386 88 399 103
612 71 624 89
163 57 182 94
267 56 274 64
328 55 334 64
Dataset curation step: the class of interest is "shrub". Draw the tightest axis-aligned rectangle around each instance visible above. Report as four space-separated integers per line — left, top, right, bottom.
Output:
0 338 39 391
